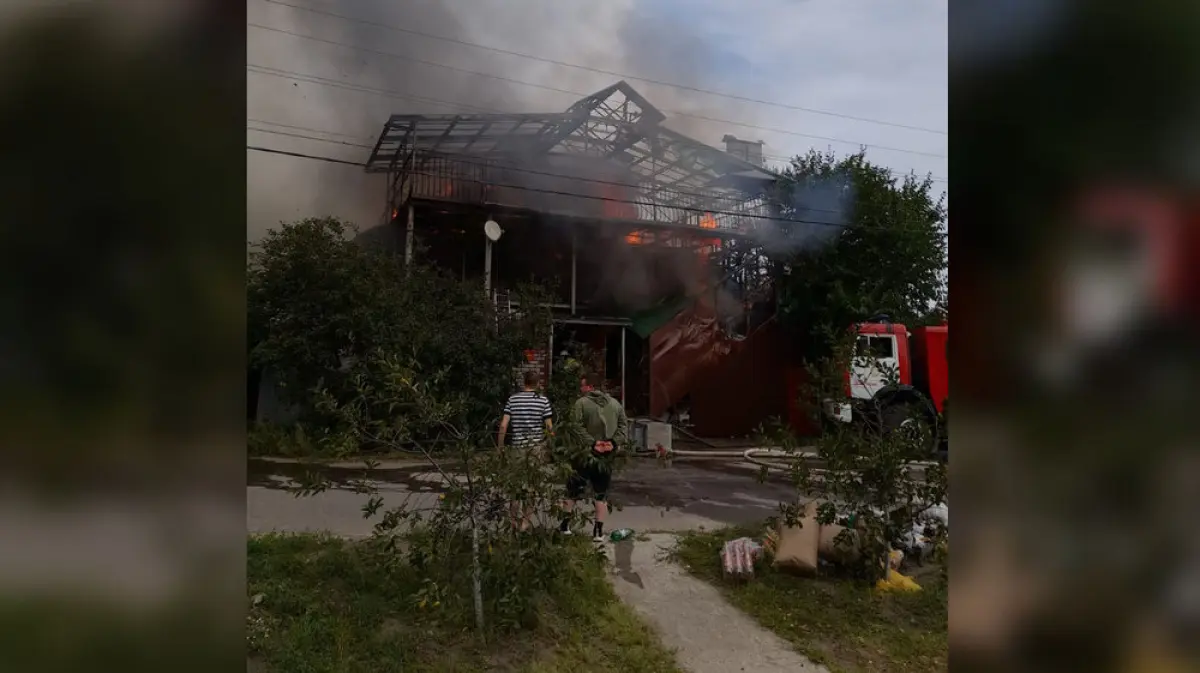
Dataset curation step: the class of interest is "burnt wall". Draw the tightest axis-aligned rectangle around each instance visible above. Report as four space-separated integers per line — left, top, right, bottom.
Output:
648 299 793 437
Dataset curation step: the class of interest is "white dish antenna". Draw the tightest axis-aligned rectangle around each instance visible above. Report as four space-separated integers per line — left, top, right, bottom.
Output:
484 219 503 241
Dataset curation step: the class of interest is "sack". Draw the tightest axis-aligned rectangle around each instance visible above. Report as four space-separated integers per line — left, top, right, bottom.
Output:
818 523 862 564
773 501 820 575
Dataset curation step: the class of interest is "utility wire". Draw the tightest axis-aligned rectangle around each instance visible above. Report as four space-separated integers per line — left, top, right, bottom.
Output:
248 145 364 167
249 64 496 115
247 63 947 162
246 124 940 216
245 26 948 160
247 126 843 214
259 0 947 136
246 144 856 229
247 119 948 184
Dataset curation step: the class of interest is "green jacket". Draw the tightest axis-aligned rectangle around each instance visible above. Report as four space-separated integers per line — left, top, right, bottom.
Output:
571 390 628 448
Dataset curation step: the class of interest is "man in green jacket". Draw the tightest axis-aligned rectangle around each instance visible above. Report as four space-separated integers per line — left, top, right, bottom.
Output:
559 369 627 541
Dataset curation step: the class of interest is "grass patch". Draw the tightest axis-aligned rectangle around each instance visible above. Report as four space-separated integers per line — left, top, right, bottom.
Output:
248 533 682 673
674 527 947 673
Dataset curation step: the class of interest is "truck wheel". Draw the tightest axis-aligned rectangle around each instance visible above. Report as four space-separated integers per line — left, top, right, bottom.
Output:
882 400 940 454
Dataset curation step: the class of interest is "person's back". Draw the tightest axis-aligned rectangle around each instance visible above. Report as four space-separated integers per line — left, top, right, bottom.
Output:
560 374 627 541
573 389 627 449
502 388 553 448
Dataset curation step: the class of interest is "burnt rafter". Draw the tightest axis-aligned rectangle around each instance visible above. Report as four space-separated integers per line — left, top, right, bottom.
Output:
366 80 780 233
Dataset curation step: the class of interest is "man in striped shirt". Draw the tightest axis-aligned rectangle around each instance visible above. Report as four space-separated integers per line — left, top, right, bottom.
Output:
497 370 554 450
497 370 553 531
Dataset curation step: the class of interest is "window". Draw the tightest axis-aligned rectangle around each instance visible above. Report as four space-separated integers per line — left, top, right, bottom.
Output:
855 335 895 359
870 336 895 358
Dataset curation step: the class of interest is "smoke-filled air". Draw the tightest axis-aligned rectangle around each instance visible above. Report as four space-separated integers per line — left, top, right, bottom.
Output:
247 0 780 241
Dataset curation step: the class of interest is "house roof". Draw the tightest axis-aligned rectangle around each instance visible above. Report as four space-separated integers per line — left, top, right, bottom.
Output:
365 81 780 227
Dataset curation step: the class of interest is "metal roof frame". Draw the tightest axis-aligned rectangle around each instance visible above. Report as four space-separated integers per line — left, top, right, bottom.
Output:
366 80 781 229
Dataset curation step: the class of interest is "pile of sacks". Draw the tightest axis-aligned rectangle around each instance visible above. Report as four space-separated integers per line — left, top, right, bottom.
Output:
722 500 946 592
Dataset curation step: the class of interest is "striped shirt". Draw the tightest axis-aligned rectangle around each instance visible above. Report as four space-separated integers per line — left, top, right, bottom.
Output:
503 390 553 447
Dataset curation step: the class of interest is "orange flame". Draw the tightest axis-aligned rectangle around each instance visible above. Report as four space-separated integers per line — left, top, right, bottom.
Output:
699 212 717 229
391 207 399 221
625 230 648 245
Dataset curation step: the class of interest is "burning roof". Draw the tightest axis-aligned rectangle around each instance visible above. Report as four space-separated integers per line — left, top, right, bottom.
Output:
366 81 780 234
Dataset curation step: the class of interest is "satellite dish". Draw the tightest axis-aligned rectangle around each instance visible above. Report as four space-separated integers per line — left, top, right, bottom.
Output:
484 219 503 241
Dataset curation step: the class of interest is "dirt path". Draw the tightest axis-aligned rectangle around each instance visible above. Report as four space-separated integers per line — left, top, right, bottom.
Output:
604 533 827 673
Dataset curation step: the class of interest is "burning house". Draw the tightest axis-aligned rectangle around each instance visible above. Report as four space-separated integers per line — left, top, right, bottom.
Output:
368 81 813 437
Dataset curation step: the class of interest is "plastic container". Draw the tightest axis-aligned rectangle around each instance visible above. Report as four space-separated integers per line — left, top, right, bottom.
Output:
609 528 635 542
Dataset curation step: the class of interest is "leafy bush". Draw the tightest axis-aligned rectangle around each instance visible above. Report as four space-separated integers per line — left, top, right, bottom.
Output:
248 216 553 452
299 348 621 632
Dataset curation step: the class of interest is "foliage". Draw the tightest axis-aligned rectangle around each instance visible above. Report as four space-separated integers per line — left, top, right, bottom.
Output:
248 533 682 672
0 10 243 458
675 526 946 673
248 217 553 446
759 333 948 583
299 349 630 633
771 150 947 361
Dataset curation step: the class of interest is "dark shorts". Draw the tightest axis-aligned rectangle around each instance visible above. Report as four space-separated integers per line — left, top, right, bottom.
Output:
566 459 612 501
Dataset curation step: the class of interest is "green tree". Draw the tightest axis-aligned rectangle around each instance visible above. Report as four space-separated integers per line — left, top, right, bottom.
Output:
772 150 947 360
248 217 407 416
248 216 553 448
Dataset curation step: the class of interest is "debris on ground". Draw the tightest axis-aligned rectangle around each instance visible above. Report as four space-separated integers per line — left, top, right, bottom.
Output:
721 537 764 579
609 528 635 542
772 501 820 576
876 567 922 593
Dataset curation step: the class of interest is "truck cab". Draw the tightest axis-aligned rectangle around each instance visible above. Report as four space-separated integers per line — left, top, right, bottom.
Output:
827 317 948 454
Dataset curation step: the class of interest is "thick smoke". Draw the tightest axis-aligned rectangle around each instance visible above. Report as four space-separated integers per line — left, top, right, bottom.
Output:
246 0 772 240
755 171 855 256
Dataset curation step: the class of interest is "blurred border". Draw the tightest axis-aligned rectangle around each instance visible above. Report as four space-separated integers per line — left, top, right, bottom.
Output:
951 0 1200 670
0 1 247 671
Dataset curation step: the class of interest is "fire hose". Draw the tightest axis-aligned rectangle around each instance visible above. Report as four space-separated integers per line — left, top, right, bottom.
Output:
634 444 939 473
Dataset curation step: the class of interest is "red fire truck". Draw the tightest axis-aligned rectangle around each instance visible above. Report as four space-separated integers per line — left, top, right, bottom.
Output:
825 316 949 453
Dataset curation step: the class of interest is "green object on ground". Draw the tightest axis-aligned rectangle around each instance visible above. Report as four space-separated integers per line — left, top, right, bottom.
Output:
610 528 635 542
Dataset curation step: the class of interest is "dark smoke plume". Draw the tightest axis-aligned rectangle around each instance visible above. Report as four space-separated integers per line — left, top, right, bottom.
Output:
247 0 772 239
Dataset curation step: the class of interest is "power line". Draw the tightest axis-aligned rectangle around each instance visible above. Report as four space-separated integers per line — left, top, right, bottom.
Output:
245 26 948 160
247 118 948 184
246 124 944 212
247 64 948 162
248 64 496 115
247 125 854 213
248 124 373 148
248 145 364 167
251 64 943 165
245 144 856 229
259 0 947 136
247 117 366 139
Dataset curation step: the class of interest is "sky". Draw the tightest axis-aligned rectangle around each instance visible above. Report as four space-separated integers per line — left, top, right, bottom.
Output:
247 0 948 240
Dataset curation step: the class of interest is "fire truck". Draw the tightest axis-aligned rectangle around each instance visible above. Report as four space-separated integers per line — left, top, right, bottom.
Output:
826 316 949 454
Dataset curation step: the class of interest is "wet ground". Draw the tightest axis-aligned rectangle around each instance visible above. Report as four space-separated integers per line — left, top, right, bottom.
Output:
247 456 800 537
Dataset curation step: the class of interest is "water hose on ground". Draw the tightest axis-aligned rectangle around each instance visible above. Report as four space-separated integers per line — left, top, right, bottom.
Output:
635 445 938 474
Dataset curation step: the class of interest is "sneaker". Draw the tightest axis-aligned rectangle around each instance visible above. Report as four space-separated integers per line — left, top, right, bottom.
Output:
558 521 573 535
592 533 606 543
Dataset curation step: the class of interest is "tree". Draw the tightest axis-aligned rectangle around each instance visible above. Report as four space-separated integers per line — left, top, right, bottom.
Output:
772 150 947 360
248 217 407 418
299 347 623 634
248 217 553 444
